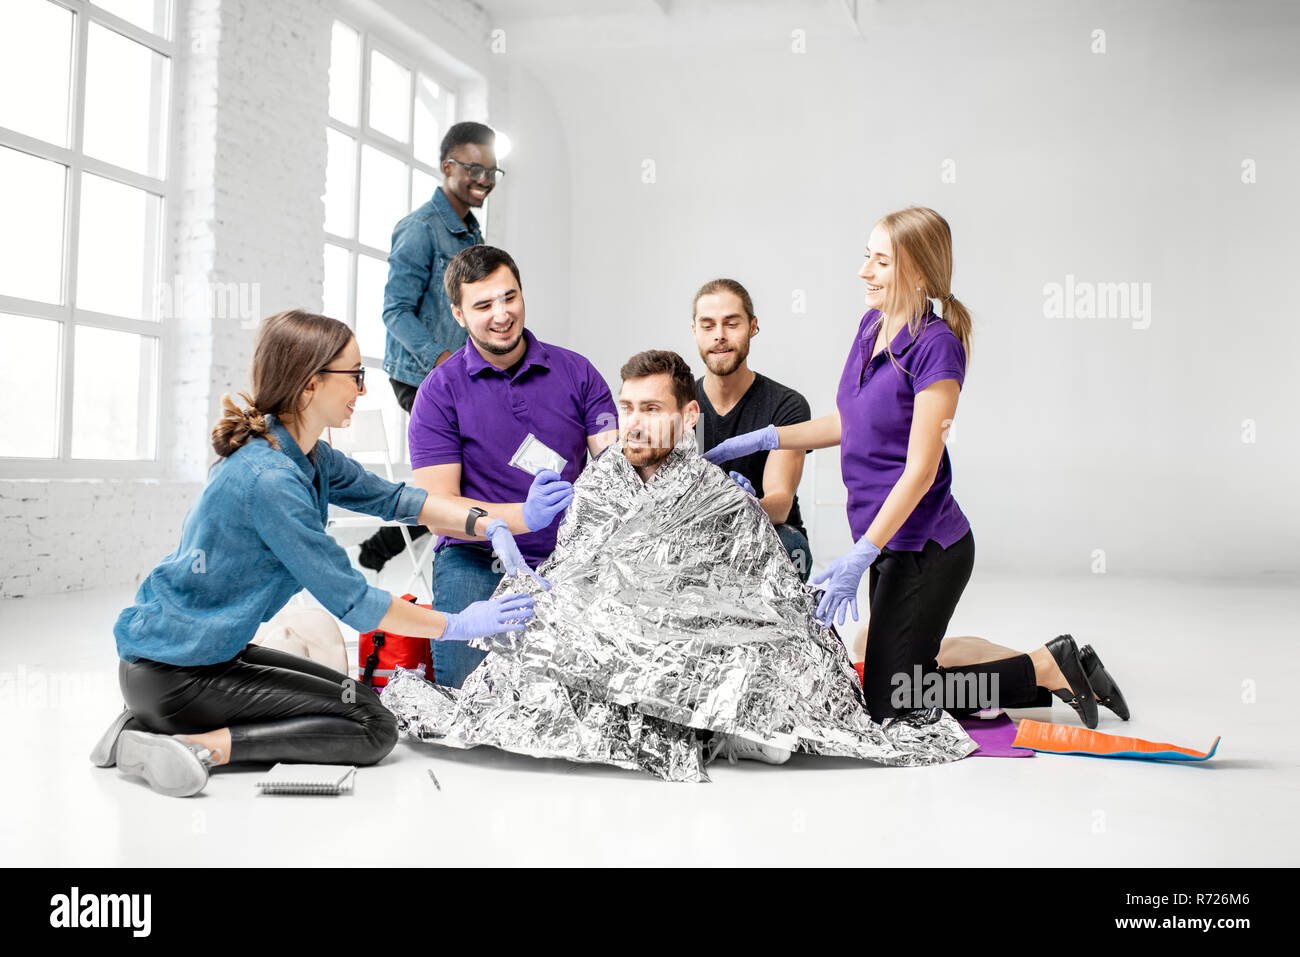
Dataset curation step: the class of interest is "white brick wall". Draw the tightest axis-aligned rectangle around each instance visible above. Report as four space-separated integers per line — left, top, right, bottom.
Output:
188 0 331 456
1 0 510 599
3 0 334 598
0 479 202 599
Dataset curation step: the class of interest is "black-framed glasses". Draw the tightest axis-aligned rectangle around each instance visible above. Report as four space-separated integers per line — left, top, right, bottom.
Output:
446 158 505 183
319 367 365 388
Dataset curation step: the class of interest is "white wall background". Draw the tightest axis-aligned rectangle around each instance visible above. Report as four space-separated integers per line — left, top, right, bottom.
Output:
2 0 1296 599
481 0 1300 582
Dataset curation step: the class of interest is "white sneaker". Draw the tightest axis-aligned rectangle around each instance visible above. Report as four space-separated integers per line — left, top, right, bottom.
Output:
89 708 133 768
715 734 792 765
115 731 215 798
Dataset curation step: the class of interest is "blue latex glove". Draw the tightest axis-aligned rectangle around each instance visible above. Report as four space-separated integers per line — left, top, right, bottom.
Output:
441 593 536 642
728 470 756 496
809 535 882 627
702 425 779 466
520 468 573 532
485 519 551 590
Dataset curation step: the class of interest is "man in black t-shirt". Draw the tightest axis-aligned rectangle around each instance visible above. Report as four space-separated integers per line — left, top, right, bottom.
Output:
691 278 813 580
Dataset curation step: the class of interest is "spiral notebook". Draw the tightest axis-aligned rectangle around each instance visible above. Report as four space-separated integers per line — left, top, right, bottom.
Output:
255 763 357 795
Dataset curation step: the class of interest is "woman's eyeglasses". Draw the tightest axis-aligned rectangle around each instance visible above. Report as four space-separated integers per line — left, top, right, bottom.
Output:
319 367 365 388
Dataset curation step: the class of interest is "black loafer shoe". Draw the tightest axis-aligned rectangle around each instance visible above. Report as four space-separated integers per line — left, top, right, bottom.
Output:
1080 644 1130 720
1046 634 1099 729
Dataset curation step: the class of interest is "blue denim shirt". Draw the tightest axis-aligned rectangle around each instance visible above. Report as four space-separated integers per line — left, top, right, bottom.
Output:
381 187 482 387
114 416 428 667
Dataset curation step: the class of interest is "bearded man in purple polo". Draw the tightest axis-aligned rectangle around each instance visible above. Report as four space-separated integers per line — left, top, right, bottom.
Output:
406 245 618 688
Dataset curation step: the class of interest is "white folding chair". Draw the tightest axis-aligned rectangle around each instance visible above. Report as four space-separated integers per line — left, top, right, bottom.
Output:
325 409 436 602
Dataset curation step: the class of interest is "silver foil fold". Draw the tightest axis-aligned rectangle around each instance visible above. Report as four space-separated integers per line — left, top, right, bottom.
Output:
382 432 975 780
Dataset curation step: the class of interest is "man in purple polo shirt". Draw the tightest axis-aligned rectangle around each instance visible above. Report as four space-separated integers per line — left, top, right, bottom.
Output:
407 245 618 687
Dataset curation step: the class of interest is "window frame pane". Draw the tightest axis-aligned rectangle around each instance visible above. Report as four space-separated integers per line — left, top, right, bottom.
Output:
323 17 464 380
356 143 410 253
0 311 64 459
82 18 171 178
69 323 160 460
75 169 164 321
0 0 178 477
365 45 413 147
90 0 173 38
328 19 360 126
0 0 76 148
324 127 358 240
0 144 69 306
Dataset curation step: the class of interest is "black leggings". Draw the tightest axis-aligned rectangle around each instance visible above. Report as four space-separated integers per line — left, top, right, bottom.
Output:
118 644 398 766
861 529 1040 721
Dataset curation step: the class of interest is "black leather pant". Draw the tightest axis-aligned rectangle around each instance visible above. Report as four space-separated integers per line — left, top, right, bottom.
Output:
118 644 398 765
863 529 1041 721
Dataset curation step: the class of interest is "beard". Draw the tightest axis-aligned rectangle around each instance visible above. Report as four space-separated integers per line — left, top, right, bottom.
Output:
620 421 680 469
621 443 674 470
700 342 749 376
468 327 523 356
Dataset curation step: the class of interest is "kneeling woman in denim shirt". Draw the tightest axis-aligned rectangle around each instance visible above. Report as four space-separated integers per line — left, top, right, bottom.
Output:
92 310 537 797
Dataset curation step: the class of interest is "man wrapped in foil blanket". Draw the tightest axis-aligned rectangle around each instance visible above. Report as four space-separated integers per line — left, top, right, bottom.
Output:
381 351 976 781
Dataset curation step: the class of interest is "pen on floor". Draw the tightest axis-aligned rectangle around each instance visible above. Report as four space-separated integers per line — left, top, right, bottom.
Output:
426 768 441 791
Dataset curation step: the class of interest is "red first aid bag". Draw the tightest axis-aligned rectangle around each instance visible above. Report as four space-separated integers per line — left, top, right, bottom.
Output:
358 594 433 687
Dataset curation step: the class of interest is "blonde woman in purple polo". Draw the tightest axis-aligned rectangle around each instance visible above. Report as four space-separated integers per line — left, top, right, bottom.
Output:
705 207 1130 727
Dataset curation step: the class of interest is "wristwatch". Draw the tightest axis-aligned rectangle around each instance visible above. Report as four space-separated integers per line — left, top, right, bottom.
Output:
465 506 488 536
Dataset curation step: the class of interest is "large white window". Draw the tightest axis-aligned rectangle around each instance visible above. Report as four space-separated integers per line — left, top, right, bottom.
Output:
0 0 175 475
323 17 463 460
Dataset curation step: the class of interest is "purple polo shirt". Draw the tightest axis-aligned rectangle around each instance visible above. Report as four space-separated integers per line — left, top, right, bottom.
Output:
408 328 617 565
836 306 971 551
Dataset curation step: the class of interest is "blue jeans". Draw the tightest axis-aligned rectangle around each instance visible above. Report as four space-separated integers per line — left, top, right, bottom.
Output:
430 544 502 688
776 524 812 582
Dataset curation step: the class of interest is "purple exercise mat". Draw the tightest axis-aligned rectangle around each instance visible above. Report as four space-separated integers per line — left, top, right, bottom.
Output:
959 713 1034 758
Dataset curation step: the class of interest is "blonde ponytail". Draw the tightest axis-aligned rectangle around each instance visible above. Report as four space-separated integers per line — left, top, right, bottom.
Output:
937 293 972 366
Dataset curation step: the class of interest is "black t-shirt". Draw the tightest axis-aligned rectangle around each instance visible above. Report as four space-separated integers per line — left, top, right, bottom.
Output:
695 372 811 535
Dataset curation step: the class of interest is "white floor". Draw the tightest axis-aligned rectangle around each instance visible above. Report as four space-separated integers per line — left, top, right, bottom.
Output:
2 569 1296 867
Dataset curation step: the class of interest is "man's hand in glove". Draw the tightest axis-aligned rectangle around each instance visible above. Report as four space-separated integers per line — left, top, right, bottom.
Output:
520 468 573 531
486 518 551 590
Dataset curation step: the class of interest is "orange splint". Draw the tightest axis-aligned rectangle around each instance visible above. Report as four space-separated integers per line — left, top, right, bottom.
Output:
1011 719 1220 762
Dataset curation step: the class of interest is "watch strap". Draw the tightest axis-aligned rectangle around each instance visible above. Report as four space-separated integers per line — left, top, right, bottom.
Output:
465 506 488 536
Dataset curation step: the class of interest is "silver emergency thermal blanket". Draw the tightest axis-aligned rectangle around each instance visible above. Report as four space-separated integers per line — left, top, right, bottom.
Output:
382 432 976 781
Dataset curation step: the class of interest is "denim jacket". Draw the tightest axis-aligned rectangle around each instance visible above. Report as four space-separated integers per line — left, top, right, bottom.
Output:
113 416 428 667
381 187 482 386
